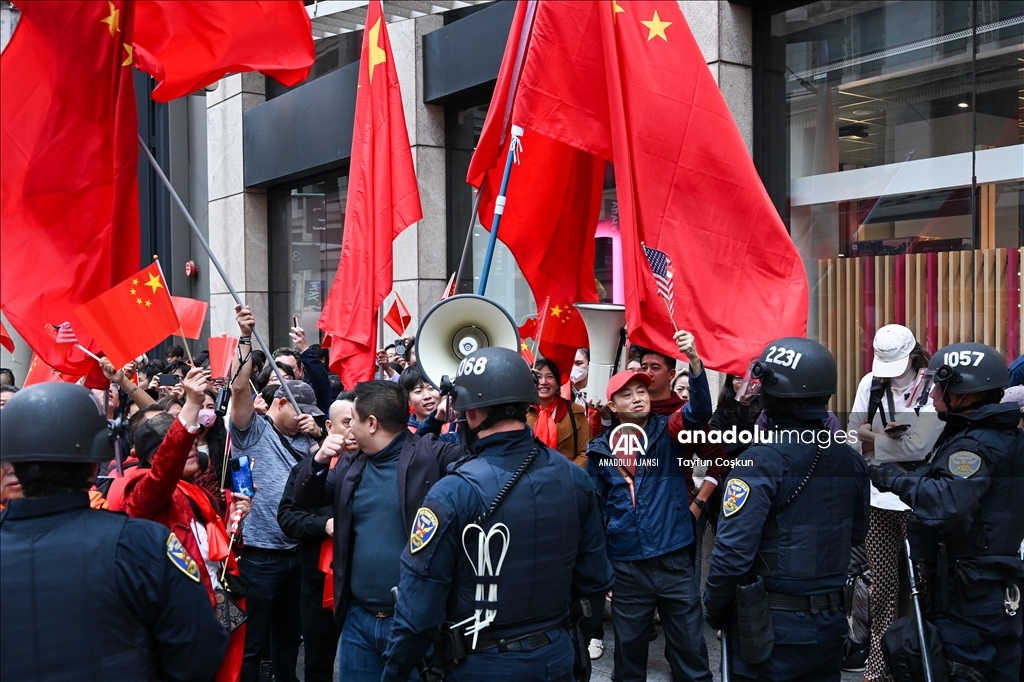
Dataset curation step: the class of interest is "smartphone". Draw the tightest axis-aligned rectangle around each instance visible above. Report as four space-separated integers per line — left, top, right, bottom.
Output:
229 456 256 498
884 422 911 436
293 315 299 329
158 373 180 387
394 339 407 357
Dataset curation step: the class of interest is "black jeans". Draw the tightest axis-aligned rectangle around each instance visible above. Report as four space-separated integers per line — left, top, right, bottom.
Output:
611 546 712 682
300 578 342 682
239 548 303 682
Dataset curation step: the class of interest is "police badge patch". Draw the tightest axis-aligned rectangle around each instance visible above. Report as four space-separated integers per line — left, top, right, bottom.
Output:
947 451 982 478
166 532 201 582
410 507 439 553
722 479 751 518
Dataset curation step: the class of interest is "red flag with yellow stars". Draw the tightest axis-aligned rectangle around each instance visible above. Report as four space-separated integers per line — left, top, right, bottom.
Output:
510 0 809 375
22 353 82 387
75 262 181 368
467 1 601 380
319 0 421 390
1 0 140 377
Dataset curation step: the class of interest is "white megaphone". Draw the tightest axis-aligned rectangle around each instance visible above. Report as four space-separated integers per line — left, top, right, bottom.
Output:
574 303 626 404
416 295 521 392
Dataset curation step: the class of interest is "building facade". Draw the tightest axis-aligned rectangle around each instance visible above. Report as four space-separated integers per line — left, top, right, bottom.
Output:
2 0 1022 416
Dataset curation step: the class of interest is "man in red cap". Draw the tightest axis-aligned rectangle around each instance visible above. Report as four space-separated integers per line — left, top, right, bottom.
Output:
586 370 725 682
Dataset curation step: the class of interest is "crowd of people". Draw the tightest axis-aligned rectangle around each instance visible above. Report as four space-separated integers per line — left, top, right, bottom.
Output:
1 308 1021 682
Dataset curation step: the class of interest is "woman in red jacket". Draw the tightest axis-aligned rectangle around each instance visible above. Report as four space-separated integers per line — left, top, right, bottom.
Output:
108 367 252 682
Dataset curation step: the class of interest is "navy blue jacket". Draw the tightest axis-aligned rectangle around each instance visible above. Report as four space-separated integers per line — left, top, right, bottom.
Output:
300 347 333 415
588 412 725 561
1 492 227 681
382 428 613 681
704 415 870 620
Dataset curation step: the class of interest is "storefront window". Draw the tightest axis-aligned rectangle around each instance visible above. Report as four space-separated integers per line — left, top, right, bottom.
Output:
765 0 1023 412
268 171 348 349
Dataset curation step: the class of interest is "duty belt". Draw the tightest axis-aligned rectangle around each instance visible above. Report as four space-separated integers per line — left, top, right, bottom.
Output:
471 629 556 653
766 590 842 613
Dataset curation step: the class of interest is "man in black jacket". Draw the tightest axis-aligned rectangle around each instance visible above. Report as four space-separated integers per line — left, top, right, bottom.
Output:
293 380 461 681
279 391 358 682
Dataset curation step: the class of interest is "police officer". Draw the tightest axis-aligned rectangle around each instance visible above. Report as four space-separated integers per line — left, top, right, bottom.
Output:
871 342 1024 681
703 337 870 681
382 347 613 682
0 383 228 681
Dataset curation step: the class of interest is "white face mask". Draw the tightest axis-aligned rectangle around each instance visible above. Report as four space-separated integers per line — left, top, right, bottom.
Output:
570 366 588 384
196 444 209 455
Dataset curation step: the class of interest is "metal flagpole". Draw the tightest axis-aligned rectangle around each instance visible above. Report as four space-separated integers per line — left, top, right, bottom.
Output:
477 126 523 296
454 184 483 291
137 135 301 414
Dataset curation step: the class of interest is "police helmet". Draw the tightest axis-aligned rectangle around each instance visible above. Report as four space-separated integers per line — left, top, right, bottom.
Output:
750 337 836 399
0 383 114 463
928 342 1007 394
451 347 538 412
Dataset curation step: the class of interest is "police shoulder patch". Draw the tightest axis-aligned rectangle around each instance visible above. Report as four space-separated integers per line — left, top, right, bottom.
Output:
947 451 982 479
410 507 439 553
166 532 201 582
722 479 751 518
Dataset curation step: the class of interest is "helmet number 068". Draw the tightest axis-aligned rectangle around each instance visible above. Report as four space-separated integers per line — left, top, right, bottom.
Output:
457 356 488 377
944 350 985 368
764 345 803 370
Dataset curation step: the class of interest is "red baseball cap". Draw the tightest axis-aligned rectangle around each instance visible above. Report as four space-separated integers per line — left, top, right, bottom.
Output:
606 370 653 401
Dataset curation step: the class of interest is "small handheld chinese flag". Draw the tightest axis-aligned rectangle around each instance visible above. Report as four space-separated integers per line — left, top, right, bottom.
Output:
207 335 239 380
74 262 180 368
22 353 81 387
171 296 208 339
383 293 411 337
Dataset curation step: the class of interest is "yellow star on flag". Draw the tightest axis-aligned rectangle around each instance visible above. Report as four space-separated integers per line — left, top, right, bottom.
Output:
136 298 143 305
367 17 387 84
550 304 565 319
641 10 672 42
611 0 625 24
132 279 139 285
129 288 136 295
122 43 133 67
145 301 152 308
100 1 120 37
145 273 163 293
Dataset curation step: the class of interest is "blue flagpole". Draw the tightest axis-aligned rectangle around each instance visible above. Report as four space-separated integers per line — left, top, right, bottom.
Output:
477 125 523 296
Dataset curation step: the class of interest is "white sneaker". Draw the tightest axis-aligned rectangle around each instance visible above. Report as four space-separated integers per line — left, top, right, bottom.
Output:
588 638 604 660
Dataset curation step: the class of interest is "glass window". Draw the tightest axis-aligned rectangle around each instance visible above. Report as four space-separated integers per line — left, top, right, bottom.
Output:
764 0 1023 414
268 170 348 349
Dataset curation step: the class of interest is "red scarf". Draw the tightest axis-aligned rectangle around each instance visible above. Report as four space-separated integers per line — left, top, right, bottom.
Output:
534 399 567 449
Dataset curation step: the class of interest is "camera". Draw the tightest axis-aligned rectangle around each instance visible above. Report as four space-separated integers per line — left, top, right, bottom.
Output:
214 386 230 417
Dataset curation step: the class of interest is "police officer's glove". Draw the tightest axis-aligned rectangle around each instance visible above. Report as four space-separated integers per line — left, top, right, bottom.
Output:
703 604 726 631
869 463 903 493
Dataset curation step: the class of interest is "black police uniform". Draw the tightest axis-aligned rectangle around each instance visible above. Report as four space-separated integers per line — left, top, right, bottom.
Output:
1 491 229 682
704 409 870 681
873 402 1024 681
381 428 614 682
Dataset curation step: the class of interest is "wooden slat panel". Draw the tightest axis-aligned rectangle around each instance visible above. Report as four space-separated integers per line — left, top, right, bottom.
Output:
995 248 1006 356
883 256 895 325
937 252 949 347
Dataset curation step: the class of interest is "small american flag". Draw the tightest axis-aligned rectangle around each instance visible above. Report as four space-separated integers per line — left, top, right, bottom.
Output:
54 321 78 344
643 244 675 316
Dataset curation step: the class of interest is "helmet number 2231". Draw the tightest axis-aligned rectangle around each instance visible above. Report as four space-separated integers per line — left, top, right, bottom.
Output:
764 346 803 370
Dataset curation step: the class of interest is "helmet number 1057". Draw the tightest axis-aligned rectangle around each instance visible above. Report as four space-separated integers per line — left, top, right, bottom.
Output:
944 350 984 368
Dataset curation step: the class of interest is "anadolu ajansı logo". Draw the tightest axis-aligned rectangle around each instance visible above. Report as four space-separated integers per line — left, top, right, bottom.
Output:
609 422 653 468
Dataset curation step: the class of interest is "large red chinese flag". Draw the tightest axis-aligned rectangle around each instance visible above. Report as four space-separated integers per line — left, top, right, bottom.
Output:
318 0 421 389
75 262 181 368
1 0 140 377
467 1 602 379
132 0 315 102
511 1 808 375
